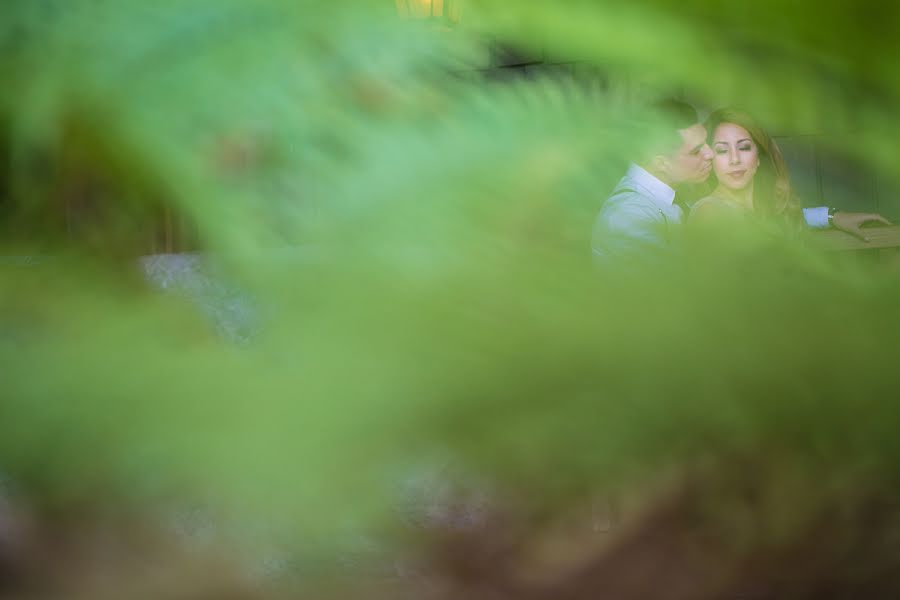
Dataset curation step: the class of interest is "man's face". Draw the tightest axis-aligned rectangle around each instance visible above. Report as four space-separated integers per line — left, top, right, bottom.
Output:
666 124 714 185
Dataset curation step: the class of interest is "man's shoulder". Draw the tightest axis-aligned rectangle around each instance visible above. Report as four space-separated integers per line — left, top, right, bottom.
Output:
599 188 663 223
591 169 671 258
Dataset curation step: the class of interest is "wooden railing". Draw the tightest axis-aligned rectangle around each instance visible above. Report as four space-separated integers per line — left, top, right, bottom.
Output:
812 225 900 252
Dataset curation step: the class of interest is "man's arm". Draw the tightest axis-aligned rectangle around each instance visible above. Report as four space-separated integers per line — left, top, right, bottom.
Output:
803 207 891 241
801 207 829 229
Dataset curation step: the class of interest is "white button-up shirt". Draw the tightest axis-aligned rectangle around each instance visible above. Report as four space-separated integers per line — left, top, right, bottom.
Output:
591 164 684 260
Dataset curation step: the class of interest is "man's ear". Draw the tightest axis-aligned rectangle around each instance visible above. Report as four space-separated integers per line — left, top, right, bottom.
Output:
651 154 669 176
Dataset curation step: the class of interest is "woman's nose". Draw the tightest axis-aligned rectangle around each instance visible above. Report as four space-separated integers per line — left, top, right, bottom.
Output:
728 149 740 165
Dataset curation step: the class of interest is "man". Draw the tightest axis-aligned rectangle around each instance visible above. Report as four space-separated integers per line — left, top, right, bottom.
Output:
591 100 887 259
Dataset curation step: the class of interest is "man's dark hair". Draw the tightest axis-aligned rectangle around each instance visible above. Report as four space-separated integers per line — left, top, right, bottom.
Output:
651 98 699 132
633 98 700 161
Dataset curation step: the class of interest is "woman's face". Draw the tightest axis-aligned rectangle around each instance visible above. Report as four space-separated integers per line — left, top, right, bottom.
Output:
711 122 760 191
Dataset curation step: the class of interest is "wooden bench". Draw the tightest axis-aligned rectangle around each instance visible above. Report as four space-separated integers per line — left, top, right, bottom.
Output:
812 225 900 252
811 224 900 269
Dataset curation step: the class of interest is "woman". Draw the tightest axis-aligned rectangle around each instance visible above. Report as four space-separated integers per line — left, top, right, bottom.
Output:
689 108 799 225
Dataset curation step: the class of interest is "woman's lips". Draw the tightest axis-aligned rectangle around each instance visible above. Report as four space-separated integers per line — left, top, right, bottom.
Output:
728 170 747 178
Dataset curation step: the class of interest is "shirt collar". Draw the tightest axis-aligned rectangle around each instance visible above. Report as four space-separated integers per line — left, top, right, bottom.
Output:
626 163 676 206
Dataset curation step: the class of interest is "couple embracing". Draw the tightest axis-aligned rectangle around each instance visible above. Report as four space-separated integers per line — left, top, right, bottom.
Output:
592 100 888 259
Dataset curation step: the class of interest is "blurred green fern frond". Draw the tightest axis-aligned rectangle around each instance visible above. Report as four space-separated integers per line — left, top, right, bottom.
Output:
2 0 900 597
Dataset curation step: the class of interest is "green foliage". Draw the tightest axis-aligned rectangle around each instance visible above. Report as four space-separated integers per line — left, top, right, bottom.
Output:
1 0 900 590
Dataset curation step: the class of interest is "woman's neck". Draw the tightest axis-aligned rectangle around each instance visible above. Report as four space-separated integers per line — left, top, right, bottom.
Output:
713 180 754 210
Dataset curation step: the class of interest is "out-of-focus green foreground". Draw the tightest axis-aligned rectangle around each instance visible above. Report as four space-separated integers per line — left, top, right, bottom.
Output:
2 0 900 597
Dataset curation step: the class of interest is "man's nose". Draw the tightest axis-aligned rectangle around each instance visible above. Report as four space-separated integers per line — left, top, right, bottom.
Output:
701 145 713 160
